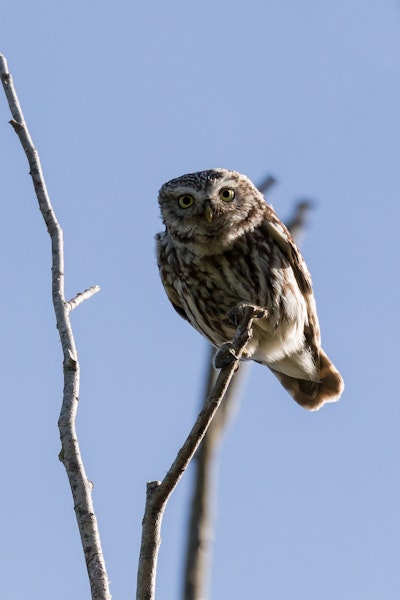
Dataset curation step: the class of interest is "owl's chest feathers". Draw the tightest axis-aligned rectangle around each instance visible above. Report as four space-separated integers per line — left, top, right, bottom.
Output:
165 228 307 351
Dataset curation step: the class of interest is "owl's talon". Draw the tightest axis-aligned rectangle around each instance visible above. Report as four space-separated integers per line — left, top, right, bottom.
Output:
214 343 238 369
227 302 268 326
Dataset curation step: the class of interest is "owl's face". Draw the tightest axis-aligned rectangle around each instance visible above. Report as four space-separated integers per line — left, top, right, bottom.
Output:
158 169 266 252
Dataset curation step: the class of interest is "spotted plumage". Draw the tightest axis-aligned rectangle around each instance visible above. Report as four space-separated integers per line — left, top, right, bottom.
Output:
156 168 344 410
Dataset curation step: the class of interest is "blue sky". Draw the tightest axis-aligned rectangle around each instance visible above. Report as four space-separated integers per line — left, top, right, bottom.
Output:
1 1 400 598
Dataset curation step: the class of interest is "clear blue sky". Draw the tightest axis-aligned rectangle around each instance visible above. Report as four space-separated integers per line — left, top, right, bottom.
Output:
1 1 400 598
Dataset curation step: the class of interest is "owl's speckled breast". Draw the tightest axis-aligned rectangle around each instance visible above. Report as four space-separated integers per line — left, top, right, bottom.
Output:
167 226 308 357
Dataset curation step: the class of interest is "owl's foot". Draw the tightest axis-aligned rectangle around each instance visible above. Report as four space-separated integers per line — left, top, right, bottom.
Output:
214 343 239 369
227 302 268 327
215 304 267 369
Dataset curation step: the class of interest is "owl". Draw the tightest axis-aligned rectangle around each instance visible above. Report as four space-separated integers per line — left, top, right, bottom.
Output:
156 169 344 410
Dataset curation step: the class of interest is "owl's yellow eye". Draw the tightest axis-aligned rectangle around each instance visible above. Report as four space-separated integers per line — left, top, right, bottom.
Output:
219 187 235 202
178 194 194 209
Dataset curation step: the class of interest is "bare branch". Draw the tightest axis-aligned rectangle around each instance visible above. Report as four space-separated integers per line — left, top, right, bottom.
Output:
183 351 247 600
0 54 110 600
136 305 262 600
66 285 101 311
285 199 313 244
257 174 277 195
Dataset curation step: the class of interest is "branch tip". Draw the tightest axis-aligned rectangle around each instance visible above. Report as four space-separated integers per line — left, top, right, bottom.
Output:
147 481 162 493
66 285 101 311
0 54 9 76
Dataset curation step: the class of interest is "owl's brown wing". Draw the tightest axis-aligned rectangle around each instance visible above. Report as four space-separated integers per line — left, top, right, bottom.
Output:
165 290 189 322
263 210 312 295
156 231 190 323
263 210 321 350
263 211 345 409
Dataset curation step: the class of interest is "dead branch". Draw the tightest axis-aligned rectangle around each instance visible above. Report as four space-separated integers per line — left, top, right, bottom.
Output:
136 305 263 600
0 54 109 600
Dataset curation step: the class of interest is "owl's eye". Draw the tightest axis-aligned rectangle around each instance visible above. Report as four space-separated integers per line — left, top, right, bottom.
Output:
219 187 235 202
178 194 194 209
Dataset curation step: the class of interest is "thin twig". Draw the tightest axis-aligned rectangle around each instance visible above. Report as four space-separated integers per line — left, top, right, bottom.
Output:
257 174 277 195
66 285 101 311
0 54 110 600
136 306 261 600
284 199 313 244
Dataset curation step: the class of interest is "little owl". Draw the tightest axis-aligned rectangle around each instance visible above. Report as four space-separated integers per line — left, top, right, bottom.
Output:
156 168 344 410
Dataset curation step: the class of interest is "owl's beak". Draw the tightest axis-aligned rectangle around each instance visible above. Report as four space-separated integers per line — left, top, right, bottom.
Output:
204 202 213 223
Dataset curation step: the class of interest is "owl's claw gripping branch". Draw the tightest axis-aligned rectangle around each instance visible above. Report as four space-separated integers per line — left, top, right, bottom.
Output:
214 343 238 368
227 302 268 326
214 303 266 369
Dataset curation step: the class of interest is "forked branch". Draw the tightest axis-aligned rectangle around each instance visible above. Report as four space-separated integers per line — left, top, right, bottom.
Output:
0 54 109 600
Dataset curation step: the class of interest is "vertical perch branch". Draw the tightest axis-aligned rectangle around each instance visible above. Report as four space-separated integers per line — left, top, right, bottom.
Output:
0 54 110 600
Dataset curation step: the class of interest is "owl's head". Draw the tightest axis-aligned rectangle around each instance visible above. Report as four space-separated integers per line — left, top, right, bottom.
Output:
158 168 266 253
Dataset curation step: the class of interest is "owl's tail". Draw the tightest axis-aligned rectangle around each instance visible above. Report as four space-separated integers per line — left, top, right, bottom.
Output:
269 348 344 411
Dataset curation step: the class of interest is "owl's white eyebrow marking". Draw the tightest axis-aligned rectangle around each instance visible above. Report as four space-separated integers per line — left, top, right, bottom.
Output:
214 179 237 188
